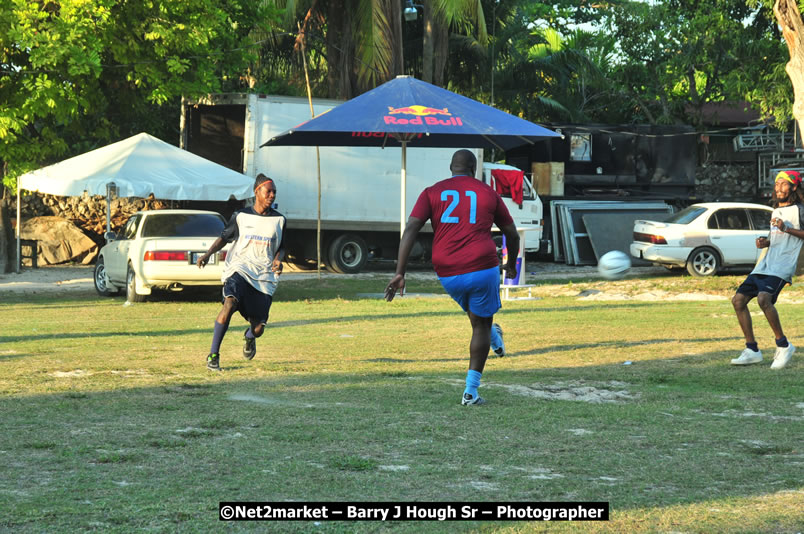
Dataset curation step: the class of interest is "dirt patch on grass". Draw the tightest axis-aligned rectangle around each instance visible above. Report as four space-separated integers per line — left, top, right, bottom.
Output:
445 378 637 403
490 380 637 403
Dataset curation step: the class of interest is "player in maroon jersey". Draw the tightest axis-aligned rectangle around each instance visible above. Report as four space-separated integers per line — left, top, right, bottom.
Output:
385 150 519 405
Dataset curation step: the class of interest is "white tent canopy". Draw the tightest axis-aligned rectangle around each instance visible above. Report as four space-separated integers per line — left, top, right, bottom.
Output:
15 132 255 273
18 132 255 200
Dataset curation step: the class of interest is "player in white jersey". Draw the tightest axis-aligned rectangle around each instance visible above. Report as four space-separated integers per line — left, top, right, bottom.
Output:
731 170 804 370
197 174 286 371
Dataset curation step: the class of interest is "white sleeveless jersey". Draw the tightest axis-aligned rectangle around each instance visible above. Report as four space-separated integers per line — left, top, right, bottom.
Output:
220 207 286 295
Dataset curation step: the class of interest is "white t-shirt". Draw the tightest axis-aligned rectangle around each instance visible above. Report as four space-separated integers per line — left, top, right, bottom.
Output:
751 204 804 283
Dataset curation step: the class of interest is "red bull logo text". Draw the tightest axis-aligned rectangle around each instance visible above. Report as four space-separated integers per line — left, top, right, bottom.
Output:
383 105 464 126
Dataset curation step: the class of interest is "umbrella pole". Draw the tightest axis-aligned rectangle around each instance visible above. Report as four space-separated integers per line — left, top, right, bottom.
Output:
16 186 21 274
400 141 407 238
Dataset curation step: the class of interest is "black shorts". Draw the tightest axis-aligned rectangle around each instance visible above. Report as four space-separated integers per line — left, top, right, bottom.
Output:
222 272 273 325
736 274 787 304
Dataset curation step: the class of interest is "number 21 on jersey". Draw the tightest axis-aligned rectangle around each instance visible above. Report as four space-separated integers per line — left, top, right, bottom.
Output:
440 189 477 224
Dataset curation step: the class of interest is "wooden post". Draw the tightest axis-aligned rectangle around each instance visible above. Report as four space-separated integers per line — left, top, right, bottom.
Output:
298 22 323 279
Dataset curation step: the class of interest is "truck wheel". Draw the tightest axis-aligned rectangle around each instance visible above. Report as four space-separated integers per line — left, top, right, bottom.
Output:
93 257 119 296
686 247 720 277
327 234 368 274
126 264 147 302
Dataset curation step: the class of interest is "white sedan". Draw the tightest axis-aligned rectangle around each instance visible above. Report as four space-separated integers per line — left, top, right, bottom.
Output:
630 202 773 277
94 209 230 301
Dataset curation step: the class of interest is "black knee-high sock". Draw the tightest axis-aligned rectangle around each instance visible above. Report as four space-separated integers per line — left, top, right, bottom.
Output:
210 321 228 354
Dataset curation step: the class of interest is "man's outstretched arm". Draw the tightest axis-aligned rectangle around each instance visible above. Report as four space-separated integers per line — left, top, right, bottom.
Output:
385 216 426 301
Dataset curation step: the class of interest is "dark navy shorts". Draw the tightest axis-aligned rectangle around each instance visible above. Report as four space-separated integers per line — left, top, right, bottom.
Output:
222 272 273 325
736 274 787 304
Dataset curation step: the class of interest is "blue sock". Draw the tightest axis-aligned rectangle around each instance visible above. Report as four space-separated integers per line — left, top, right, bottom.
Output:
746 342 759 352
210 321 228 354
490 325 502 351
245 327 255 339
775 336 788 348
463 370 482 398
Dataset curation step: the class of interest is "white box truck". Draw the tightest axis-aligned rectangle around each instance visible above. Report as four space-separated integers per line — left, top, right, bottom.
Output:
180 93 544 272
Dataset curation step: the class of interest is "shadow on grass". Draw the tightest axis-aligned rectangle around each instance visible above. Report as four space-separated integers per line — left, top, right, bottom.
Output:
1 301 666 347
0 328 209 345
507 336 742 359
2 355 802 534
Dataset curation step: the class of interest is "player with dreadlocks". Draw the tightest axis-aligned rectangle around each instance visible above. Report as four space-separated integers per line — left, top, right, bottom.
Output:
731 170 804 369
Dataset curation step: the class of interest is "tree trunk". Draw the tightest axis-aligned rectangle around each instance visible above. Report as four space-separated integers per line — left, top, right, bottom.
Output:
0 185 12 274
433 18 449 87
775 0 804 139
326 1 343 98
390 0 404 77
327 1 357 99
422 2 435 83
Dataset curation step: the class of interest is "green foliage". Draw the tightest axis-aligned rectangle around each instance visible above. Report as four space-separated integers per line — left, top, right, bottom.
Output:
480 0 791 127
0 0 280 188
597 0 787 126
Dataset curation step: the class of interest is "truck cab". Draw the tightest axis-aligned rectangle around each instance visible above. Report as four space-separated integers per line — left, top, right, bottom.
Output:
480 162 544 254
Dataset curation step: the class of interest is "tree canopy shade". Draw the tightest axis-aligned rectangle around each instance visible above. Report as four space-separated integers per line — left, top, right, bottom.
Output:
0 0 279 271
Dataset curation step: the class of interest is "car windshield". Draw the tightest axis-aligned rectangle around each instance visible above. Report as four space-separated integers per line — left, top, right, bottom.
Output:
665 206 708 225
140 213 225 238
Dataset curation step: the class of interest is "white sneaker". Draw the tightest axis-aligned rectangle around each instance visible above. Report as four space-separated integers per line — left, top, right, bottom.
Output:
730 348 763 365
771 343 795 370
490 323 505 357
461 392 486 406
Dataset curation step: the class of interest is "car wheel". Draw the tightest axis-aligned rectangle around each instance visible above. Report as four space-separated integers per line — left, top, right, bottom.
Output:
126 264 147 302
327 234 368 274
93 257 118 296
686 247 720 277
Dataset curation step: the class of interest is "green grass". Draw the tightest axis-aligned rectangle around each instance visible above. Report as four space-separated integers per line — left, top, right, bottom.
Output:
1 271 803 533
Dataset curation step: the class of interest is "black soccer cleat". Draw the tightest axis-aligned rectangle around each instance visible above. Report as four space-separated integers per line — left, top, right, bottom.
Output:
243 329 256 360
207 353 221 371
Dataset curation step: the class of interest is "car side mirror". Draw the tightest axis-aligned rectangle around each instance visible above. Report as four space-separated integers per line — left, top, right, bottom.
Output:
104 231 117 242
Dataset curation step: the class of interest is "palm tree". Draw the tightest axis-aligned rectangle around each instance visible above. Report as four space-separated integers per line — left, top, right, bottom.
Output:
421 0 488 86
265 0 403 99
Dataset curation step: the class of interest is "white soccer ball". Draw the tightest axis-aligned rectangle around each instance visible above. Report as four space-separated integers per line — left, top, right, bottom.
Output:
597 250 631 280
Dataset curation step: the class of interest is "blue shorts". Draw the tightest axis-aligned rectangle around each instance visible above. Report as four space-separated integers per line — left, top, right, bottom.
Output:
736 274 787 304
438 266 501 318
222 272 273 325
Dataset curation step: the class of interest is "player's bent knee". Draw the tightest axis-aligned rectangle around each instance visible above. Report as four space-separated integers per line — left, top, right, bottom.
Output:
756 293 774 310
252 324 265 337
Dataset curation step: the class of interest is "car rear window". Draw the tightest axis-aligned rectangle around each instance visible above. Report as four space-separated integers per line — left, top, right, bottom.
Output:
140 213 225 238
665 206 707 225
709 209 750 230
749 209 771 230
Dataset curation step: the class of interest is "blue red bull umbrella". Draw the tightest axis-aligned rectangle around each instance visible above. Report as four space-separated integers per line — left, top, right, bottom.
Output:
261 75 560 243
262 75 559 150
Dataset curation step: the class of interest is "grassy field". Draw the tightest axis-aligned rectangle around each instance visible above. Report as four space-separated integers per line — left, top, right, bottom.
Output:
1 270 803 533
